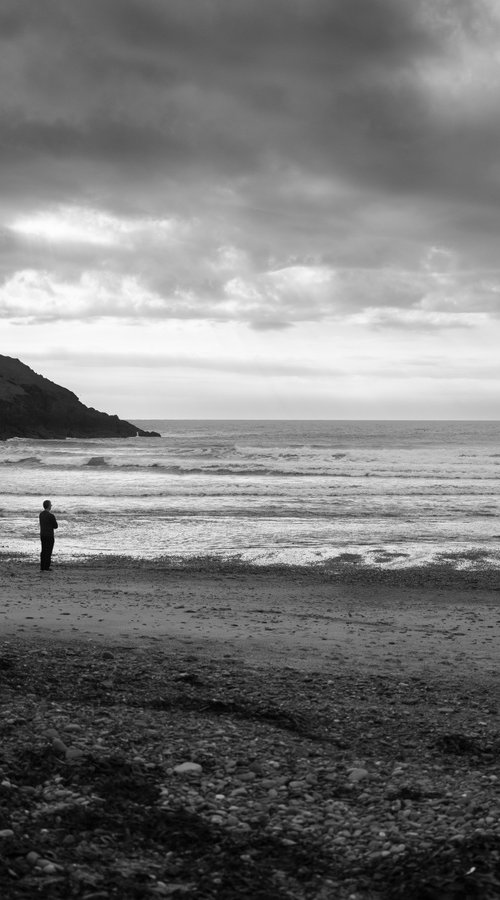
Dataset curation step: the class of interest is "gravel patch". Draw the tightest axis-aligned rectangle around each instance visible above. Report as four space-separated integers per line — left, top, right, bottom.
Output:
1 636 500 898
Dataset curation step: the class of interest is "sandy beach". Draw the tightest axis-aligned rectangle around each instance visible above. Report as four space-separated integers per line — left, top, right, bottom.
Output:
2 557 500 898
2 558 500 681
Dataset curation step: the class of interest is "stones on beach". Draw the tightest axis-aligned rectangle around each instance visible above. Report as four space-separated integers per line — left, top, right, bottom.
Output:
62 723 83 733
173 671 203 685
287 779 308 794
47 728 84 761
154 882 195 896
51 737 68 756
26 851 61 874
65 746 85 761
347 767 370 783
4 636 500 899
174 762 203 776
37 859 60 874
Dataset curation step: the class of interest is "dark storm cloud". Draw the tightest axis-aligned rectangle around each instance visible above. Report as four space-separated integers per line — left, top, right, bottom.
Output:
1 0 500 326
0 0 439 191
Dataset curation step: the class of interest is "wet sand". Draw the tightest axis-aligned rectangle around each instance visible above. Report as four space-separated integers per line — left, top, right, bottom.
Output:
2 558 499 681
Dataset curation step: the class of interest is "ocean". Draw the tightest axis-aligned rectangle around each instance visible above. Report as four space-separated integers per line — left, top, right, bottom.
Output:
1 420 500 569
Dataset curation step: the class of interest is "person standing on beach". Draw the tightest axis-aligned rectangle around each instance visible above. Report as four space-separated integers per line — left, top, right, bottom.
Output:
39 500 58 571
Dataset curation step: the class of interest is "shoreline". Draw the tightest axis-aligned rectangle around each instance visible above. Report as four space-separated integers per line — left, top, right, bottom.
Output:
3 548 500 583
2 557 500 682
2 555 500 897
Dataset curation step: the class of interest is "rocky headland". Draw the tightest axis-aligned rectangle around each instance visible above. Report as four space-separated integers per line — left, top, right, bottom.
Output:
0 355 160 440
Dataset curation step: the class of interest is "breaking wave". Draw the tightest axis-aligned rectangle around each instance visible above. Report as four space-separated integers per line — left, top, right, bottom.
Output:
1 456 42 466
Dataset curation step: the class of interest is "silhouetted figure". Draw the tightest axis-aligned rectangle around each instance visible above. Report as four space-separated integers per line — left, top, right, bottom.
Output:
39 499 58 571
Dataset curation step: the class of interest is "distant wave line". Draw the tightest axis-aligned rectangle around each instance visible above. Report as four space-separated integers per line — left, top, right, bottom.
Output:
3 505 499 521
2 460 500 483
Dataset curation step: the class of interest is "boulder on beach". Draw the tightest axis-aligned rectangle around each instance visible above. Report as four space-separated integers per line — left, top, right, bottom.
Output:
0 355 160 441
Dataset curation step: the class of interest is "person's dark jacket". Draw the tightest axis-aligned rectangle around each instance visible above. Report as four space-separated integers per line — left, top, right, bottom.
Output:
39 510 58 537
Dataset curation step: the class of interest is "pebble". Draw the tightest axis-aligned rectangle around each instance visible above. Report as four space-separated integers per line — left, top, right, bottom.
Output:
347 768 370 783
38 859 58 873
174 762 202 776
288 780 307 793
65 746 85 761
0 829 14 838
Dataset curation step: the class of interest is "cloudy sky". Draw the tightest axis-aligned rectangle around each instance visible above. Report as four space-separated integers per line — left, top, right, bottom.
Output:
2 0 500 418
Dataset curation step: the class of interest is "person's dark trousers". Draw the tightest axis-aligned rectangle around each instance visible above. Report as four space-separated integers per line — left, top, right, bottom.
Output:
40 537 54 570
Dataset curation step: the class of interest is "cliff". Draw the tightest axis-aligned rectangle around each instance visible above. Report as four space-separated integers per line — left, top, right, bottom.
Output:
0 356 160 440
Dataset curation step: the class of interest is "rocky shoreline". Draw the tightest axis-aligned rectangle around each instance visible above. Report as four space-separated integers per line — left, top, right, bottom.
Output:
1 558 500 897
1 633 500 898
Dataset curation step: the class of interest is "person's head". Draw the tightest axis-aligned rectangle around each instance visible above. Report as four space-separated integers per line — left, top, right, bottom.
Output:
43 499 52 510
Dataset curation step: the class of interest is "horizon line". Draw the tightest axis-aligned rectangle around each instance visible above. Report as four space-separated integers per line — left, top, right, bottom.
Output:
127 417 500 423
